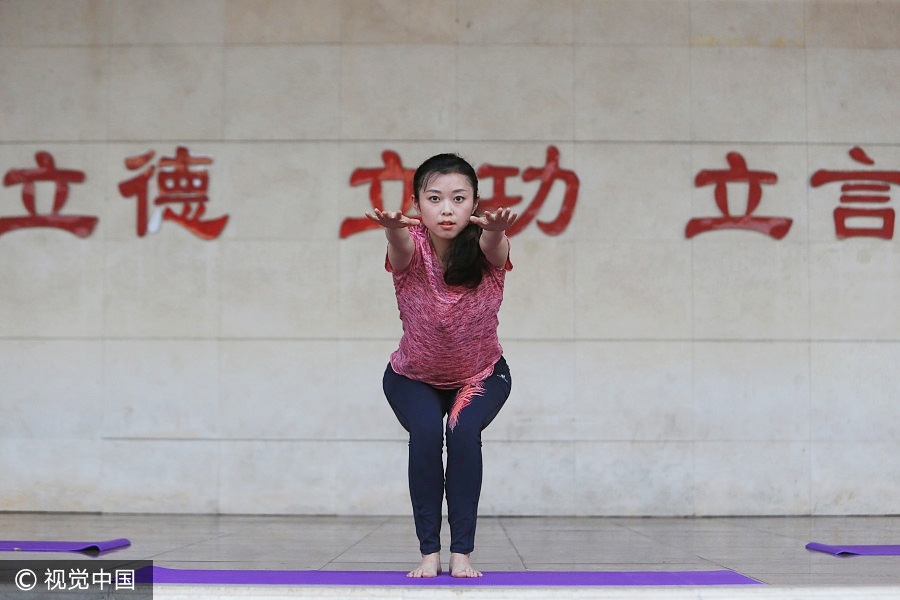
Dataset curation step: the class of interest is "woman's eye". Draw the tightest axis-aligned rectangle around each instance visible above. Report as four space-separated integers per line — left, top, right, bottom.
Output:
454 196 465 203
429 196 440 202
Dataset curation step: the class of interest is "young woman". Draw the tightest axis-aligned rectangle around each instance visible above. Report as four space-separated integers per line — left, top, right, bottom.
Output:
365 153 517 578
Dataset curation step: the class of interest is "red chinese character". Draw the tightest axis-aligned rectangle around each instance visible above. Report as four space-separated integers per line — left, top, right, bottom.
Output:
119 150 155 237
1 151 97 238
516 146 578 237
341 146 579 238
476 163 522 216
477 146 578 237
810 147 898 240
340 150 415 239
686 152 792 239
118 146 228 240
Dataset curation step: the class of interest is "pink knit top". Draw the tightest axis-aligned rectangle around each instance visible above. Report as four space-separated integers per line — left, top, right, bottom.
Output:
387 224 512 390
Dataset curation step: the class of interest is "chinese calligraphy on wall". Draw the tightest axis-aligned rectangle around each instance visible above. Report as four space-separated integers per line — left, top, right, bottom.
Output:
2 146 896 242
688 147 896 240
340 146 580 238
1 147 228 240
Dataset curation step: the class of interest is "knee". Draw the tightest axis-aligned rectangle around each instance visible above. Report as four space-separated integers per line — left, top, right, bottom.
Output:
446 423 482 450
409 421 444 451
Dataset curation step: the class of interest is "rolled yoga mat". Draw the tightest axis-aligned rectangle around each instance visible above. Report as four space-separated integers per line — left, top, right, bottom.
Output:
806 542 900 556
139 566 761 586
0 539 131 555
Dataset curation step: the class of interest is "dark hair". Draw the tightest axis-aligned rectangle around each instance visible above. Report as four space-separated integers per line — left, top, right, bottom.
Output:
413 153 485 288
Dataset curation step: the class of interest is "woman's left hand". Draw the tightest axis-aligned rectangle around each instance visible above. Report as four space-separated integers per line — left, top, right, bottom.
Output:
470 208 519 232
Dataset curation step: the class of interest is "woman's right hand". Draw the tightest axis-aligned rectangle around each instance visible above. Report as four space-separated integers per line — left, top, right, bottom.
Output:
366 209 417 271
365 208 421 229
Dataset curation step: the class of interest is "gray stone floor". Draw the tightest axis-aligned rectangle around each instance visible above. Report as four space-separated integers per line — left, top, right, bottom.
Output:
2 513 900 586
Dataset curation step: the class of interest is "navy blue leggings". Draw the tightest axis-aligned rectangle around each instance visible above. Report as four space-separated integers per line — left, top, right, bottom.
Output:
383 357 511 555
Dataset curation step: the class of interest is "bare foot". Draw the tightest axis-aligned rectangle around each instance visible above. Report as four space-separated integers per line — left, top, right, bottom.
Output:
449 552 482 577
407 552 441 578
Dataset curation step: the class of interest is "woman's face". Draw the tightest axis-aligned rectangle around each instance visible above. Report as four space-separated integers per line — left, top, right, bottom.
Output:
414 172 477 243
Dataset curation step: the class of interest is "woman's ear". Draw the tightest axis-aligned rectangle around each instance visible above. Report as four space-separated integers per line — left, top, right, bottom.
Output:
472 196 479 214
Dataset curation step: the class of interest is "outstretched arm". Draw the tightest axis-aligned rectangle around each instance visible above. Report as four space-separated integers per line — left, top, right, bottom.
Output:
365 209 420 272
470 208 518 268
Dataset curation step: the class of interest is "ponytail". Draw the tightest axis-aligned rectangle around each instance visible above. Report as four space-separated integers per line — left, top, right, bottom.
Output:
443 220 485 288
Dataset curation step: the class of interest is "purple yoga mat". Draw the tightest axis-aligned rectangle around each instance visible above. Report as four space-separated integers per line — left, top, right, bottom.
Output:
806 542 900 556
0 539 131 555
140 566 760 586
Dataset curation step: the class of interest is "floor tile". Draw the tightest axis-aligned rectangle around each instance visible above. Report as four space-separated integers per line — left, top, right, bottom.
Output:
1 513 899 586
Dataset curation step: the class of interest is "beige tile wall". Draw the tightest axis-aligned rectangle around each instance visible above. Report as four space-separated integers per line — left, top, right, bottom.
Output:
1 0 898 516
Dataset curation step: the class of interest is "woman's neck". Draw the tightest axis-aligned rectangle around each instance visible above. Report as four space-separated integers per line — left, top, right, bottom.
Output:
428 232 451 268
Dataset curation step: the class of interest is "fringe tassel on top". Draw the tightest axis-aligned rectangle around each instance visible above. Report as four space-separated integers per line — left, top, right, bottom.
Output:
447 382 484 432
